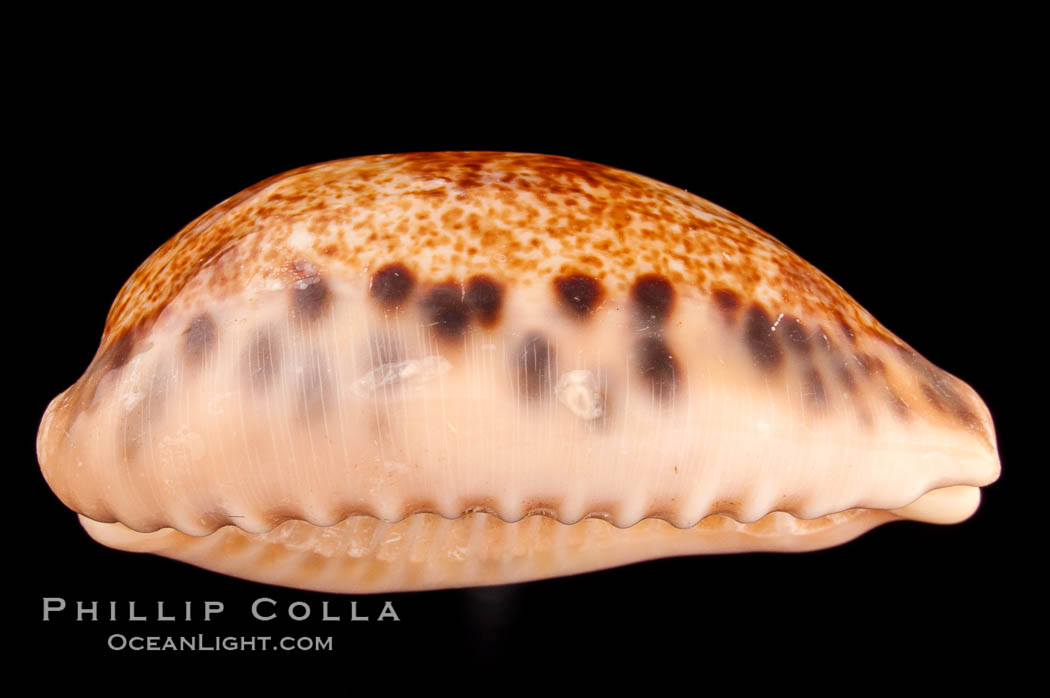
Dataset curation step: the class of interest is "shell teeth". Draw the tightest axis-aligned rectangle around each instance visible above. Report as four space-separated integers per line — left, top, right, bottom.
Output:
79 504 903 593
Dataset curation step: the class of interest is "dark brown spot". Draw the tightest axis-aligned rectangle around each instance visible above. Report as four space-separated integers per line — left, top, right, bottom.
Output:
803 367 827 409
631 275 675 325
744 305 783 370
182 313 217 366
370 263 415 308
421 283 470 339
105 332 135 371
291 276 330 321
464 275 504 326
635 334 679 401
245 327 281 395
554 274 603 318
782 316 810 355
517 332 554 399
712 289 740 320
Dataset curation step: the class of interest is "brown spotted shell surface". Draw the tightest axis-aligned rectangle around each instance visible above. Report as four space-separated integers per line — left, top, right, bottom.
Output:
36 152 1000 593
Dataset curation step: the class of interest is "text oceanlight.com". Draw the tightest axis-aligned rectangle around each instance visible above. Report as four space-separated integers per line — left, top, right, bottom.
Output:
107 634 334 651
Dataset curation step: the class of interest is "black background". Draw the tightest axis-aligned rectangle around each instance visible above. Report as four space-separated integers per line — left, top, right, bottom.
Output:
14 44 1027 679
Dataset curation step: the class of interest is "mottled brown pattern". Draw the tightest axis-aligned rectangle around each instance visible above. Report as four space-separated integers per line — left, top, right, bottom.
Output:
96 153 902 358
103 164 320 346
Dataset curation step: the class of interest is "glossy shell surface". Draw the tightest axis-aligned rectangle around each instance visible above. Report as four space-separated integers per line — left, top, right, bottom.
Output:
36 152 1000 593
